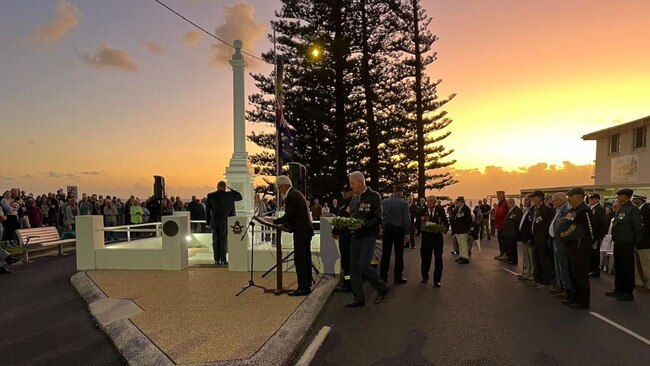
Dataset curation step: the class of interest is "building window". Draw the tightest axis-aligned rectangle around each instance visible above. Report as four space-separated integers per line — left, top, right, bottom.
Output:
609 133 620 154
633 126 647 149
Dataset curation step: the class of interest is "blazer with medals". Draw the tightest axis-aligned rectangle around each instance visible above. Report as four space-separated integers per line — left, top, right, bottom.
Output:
590 203 608 241
273 187 314 239
419 205 450 235
531 203 554 246
450 204 472 234
559 202 596 244
502 205 524 238
349 187 382 238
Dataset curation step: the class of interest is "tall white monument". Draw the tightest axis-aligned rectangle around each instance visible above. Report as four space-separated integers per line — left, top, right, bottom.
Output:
225 39 254 215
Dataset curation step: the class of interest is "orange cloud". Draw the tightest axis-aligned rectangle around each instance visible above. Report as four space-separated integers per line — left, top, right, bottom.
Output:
32 0 80 46
210 1 265 67
79 45 138 72
436 161 594 200
183 31 204 46
142 40 167 55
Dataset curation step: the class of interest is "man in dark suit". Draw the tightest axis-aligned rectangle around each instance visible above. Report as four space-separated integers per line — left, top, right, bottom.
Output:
205 181 242 265
588 193 608 277
451 196 473 264
420 195 449 287
502 198 523 265
273 175 314 296
530 190 555 289
345 171 389 307
632 194 650 292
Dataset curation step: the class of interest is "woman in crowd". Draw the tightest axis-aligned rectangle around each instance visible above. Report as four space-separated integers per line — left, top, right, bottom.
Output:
26 198 43 227
161 198 174 216
130 199 144 225
103 199 119 241
64 198 79 231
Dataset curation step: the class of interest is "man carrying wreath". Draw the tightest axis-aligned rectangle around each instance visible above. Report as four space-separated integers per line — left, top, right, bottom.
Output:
420 195 449 287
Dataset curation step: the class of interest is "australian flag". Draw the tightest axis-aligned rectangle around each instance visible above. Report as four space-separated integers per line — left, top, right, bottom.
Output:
277 107 294 162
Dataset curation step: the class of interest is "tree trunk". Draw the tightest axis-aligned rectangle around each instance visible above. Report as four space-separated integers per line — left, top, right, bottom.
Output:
412 0 425 199
360 0 380 186
332 0 348 189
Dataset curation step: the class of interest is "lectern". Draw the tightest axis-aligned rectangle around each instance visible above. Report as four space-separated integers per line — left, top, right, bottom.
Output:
253 216 292 295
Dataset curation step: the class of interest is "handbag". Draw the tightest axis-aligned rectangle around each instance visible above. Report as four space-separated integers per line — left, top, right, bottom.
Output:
600 234 614 253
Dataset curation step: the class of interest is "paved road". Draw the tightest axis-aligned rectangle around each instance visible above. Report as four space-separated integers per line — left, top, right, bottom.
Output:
297 236 650 366
0 253 124 366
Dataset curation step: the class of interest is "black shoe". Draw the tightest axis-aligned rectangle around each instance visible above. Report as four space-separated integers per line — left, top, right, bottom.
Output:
605 290 619 297
394 278 408 284
457 258 470 264
616 293 634 301
345 299 365 307
373 289 389 304
589 271 600 278
0 266 11 274
434 282 441 288
5 256 20 265
421 279 428 284
288 289 311 297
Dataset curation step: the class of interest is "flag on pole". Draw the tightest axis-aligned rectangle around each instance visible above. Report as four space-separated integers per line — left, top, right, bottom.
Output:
277 107 294 162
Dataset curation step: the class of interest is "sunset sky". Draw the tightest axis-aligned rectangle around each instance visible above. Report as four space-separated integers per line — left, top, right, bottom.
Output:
2 0 649 199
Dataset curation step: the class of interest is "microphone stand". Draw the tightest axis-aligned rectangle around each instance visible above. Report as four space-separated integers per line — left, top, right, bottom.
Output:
236 194 270 296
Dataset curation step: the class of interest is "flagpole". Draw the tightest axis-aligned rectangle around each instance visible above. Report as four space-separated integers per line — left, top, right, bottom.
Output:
274 24 285 209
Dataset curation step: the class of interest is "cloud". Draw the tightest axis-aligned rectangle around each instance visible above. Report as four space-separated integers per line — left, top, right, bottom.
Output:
142 40 167 55
437 161 595 200
0 176 14 182
79 171 105 176
27 140 36 144
210 1 265 67
183 31 204 46
32 0 80 46
78 45 138 72
43 171 79 179
20 174 36 179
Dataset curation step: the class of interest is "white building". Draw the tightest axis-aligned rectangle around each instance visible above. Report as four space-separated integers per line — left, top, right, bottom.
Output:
521 115 649 199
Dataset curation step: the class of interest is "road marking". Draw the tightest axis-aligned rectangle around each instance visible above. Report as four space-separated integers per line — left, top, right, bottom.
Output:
499 266 519 276
296 325 332 366
589 312 650 346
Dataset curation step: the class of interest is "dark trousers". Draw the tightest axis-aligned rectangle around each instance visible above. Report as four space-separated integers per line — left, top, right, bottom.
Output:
589 238 602 274
505 235 518 264
380 225 405 281
339 233 352 286
481 218 490 239
614 242 635 294
293 235 313 291
421 232 443 283
409 221 416 247
497 230 506 255
2 215 19 241
533 237 553 285
351 235 388 302
565 239 591 307
211 226 228 262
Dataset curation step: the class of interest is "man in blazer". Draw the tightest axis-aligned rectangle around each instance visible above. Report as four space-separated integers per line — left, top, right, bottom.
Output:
419 195 449 286
451 196 473 264
273 175 315 296
530 190 555 288
632 194 650 292
502 198 523 265
205 181 242 265
588 193 608 277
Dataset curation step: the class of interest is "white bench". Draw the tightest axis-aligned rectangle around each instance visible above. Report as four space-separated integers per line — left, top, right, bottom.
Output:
16 226 76 263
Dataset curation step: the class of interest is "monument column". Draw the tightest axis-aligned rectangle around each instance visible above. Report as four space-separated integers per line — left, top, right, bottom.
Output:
225 39 254 215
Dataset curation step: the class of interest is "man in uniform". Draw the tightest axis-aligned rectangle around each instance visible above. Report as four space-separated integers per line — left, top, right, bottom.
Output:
632 194 650 292
419 195 449 287
451 196 472 264
606 189 643 301
530 190 555 289
273 176 314 296
549 193 572 300
345 171 389 307
380 186 410 284
332 185 354 292
205 181 243 265
558 187 596 309
588 193 608 277
517 196 535 281
480 198 492 240
408 196 419 248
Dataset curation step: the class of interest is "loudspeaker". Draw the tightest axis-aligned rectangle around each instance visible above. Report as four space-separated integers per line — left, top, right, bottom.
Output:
153 175 166 200
288 163 306 196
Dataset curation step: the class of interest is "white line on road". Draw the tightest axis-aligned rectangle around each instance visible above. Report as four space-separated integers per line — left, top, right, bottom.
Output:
499 266 519 276
589 312 650 346
296 325 332 366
